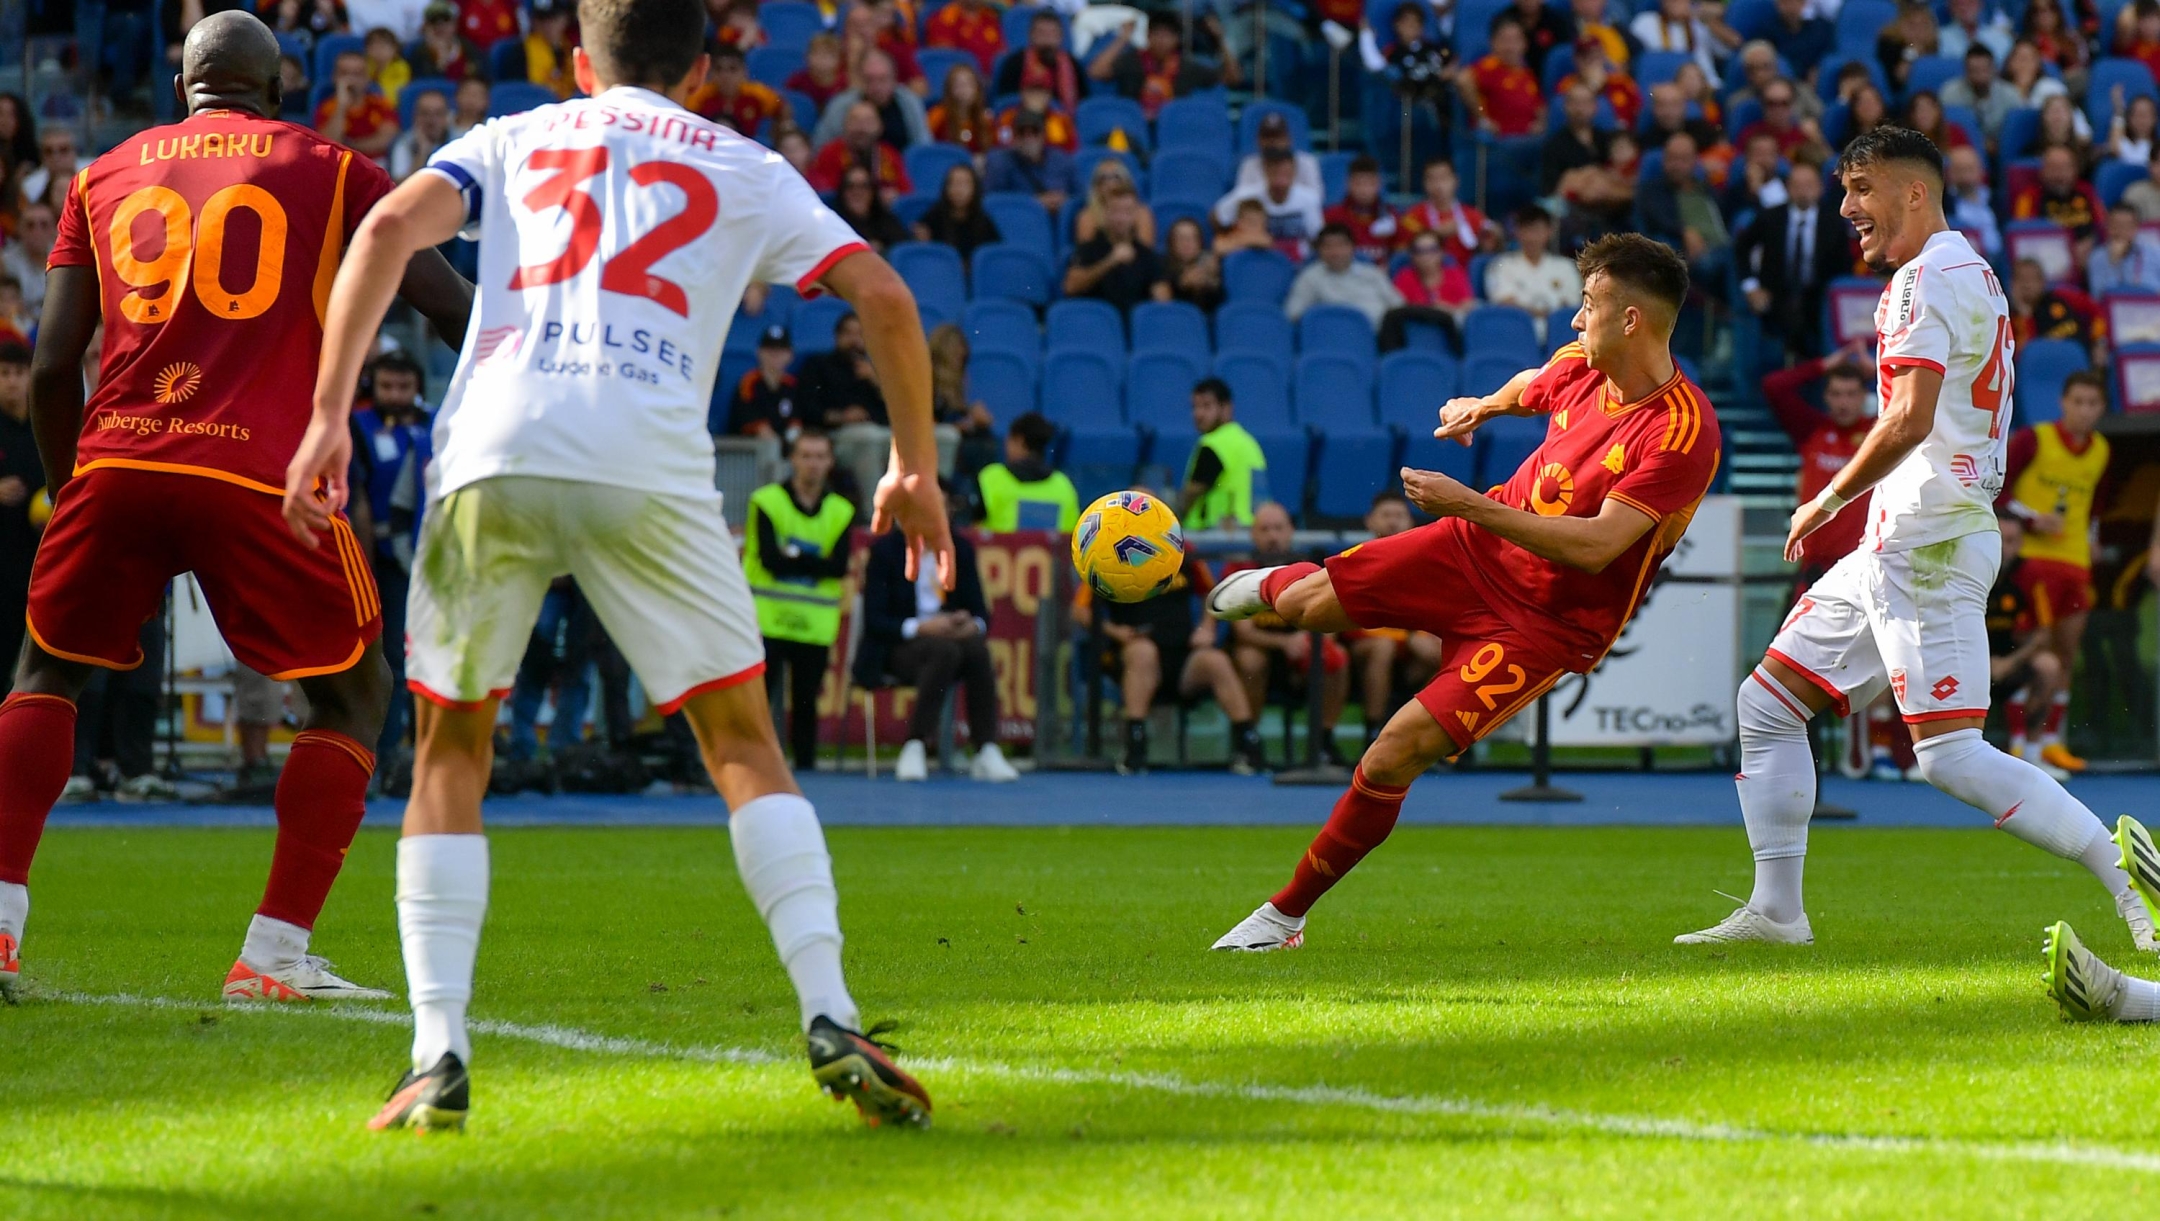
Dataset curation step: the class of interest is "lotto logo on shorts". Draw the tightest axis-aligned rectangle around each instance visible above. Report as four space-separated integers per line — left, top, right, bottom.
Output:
1951 454 1979 485
1931 676 1960 702
1890 669 1907 701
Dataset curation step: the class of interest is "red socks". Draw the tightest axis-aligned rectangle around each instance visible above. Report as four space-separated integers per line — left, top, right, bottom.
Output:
0 694 78 886
2005 695 2028 743
2044 692 2069 741
1259 562 1321 608
1270 766 1410 918
258 730 375 930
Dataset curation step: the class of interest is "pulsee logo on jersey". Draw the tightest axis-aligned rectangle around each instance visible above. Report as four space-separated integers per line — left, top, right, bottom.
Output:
525 319 696 386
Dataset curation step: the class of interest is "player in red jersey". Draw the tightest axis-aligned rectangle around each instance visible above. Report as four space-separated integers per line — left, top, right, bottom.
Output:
0 12 472 1003
1204 234 1721 950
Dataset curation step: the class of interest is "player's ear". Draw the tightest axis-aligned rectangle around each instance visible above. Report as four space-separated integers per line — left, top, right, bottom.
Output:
172 73 188 114
676 53 712 100
572 46 600 96
265 72 283 115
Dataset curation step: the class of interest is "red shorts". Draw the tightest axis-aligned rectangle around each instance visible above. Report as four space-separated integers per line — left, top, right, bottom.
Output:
2015 557 2092 626
1327 520 1571 755
27 468 381 678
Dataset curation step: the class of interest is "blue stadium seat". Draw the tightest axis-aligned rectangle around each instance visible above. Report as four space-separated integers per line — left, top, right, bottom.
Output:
1213 352 1294 433
1835 0 1896 52
1476 415 1545 487
971 244 1057 306
1253 431 1312 513
488 83 558 117
397 77 455 129
1003 5 1069 53
314 33 364 83
1040 349 1125 428
1236 100 1309 153
891 192 937 230
1294 354 1376 427
918 48 976 100
487 37 527 84
1077 96 1150 151
1296 306 1377 361
1060 424 1145 504
890 242 969 321
1151 199 1215 249
778 89 819 134
1813 53 1887 103
1376 351 1459 434
1467 252 1499 302
968 349 1039 427
963 299 1041 365
2100 159 2150 208
1726 0 1779 40
1149 150 1228 203
792 296 857 358
1126 351 1207 432
1312 428 1398 520
1318 151 1357 207
1462 305 1541 364
1902 55 1961 100
712 350 755 433
746 46 805 91
1130 300 1212 356
1452 0 1514 60
917 302 952 334
1222 249 1296 305
1545 308 1578 355
905 143 975 195
2088 58 2159 129
1046 299 1126 355
1998 106 2042 159
729 285 800 353
1215 301 1295 357
1634 50 1691 86
760 1 826 50
1461 353 1526 397
1156 97 1235 157
2014 338 2088 428
983 192 1056 262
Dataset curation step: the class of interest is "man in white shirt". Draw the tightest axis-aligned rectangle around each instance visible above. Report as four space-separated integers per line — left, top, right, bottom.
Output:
2088 202 2160 295
0 201 54 317
1484 205 1582 332
16 127 77 212
1939 45 2017 142
1937 0 2012 64
288 0 947 1134
1284 223 1404 324
1215 147 1324 261
1233 110 1322 197
1943 144 2001 256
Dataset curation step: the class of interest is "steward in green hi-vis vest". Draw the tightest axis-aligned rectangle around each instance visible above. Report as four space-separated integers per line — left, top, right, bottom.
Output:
978 460 1080 532
1182 420 1266 530
744 482 856 646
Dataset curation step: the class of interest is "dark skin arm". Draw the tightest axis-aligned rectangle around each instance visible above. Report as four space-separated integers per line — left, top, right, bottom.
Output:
27 266 98 498
398 245 476 346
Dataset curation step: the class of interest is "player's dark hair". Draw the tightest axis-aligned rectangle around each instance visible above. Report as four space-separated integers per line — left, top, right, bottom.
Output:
579 0 707 90
1513 203 1551 228
369 349 425 381
1193 376 1233 405
1963 43 1994 61
1009 410 1056 456
1317 222 1355 245
1837 124 1944 192
1822 365 1868 389
0 342 29 367
1575 233 1689 318
2061 370 2108 398
792 425 833 450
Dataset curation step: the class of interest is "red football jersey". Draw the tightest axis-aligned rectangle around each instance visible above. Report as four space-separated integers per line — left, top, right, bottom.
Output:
1459 342 1722 666
47 108 394 496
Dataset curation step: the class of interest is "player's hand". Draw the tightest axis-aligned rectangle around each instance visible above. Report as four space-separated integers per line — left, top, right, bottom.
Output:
873 462 957 591
1401 466 1478 517
281 413 353 549
1433 397 1488 445
1783 496 1838 563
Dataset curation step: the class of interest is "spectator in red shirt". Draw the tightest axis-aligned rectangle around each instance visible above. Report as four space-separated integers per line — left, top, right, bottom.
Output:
1763 340 1877 585
925 0 1004 73
809 100 914 199
995 81 1077 152
995 9 1081 117
457 0 519 50
1387 230 1473 348
2012 145 2106 267
1461 17 1545 137
1735 77 1830 162
314 49 397 160
1088 13 1220 121
789 34 850 112
1396 159 1498 265
843 1 926 95
690 44 785 135
1324 156 1400 263
927 62 994 151
1557 37 1642 130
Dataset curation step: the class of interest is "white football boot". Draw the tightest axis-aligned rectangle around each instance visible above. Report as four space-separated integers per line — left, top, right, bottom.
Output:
224 954 392 1002
895 740 929 782
1674 897 1815 945
969 743 1019 782
1204 567 1276 623
1211 902 1305 951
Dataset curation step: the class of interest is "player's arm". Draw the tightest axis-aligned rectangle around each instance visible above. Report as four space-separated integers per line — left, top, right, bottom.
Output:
815 250 957 590
1432 365 1543 445
1401 465 1656 573
26 266 100 498
285 170 469 545
1783 362 1943 562
396 245 475 348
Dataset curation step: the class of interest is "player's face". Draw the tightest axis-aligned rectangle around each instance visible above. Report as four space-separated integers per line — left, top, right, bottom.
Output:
1365 500 1411 537
1838 163 1919 272
1569 272 1633 366
1823 375 1867 426
791 438 834 486
373 370 421 413
2059 386 2105 435
1191 391 1227 432
1250 507 1294 553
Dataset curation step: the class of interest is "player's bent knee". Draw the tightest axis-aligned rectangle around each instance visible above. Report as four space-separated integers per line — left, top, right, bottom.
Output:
1362 703 1451 787
1737 669 1810 742
299 643 393 738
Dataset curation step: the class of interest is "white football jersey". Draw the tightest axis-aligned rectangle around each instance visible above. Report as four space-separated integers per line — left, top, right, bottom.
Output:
1864 229 2013 552
420 87 865 501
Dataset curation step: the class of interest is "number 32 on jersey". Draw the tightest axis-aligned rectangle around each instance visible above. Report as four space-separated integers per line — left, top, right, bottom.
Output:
507 147 717 317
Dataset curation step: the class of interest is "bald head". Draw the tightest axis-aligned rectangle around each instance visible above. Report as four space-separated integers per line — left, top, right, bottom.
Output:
178 11 283 116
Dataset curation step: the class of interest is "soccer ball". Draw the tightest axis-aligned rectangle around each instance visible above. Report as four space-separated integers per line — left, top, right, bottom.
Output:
1073 490 1185 603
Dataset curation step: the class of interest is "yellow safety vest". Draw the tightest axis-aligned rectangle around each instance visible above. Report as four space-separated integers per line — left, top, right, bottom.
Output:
743 483 855 646
2011 422 2109 569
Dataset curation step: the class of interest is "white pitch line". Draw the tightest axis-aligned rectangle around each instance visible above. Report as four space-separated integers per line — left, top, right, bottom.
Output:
50 991 2160 1174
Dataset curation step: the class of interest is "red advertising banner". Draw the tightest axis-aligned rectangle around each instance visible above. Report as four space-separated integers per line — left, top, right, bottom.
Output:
814 529 1065 751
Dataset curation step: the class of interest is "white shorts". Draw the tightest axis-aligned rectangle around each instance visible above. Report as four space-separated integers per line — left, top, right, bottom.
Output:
406 475 765 714
1766 529 2000 725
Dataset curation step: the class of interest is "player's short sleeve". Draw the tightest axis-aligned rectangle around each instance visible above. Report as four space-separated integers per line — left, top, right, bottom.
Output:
46 169 94 270
1607 392 1719 523
1877 262 1951 375
754 163 871 296
1515 341 1592 414
422 120 505 241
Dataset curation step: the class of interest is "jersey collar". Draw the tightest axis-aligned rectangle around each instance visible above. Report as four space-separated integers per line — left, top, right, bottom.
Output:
597 84 684 112
1600 361 1685 416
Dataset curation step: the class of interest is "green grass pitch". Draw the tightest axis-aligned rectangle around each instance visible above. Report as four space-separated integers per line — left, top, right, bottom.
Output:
7 823 2158 1219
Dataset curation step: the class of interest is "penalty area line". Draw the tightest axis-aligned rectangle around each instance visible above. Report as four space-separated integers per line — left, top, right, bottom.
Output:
54 990 2160 1174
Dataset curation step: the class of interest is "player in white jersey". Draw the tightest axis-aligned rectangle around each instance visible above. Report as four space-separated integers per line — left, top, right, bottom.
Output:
284 0 951 1131
1675 127 2160 954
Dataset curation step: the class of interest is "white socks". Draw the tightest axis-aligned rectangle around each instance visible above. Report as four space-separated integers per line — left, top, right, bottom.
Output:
240 913 310 972
730 793 857 1032
1912 729 2132 894
397 834 490 1071
2113 973 2160 1022
0 880 25 934
1735 670 1817 924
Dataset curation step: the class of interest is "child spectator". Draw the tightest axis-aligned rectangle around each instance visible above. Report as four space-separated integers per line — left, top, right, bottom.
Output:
361 26 411 107
690 43 785 135
788 33 851 111
1323 155 1399 264
927 63 993 151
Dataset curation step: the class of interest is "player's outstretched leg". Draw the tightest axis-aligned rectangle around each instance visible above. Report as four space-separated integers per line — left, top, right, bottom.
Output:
0 646 98 1001
1676 667 1818 946
227 643 396 1003
1910 728 2155 953
1206 563 1357 632
1212 699 1444 951
681 681 930 1129
2043 922 2160 1022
